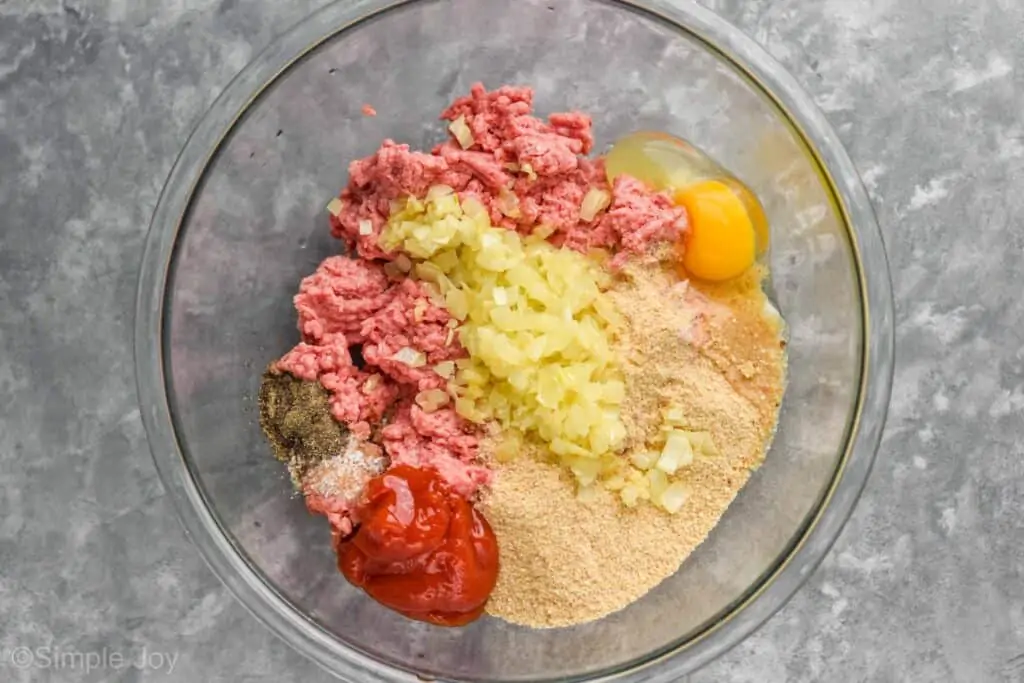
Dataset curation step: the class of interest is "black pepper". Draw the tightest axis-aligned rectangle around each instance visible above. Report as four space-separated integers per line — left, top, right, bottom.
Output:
258 367 351 487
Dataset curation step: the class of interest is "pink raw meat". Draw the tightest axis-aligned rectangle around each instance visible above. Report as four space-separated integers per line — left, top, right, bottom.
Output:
294 256 393 344
381 400 492 498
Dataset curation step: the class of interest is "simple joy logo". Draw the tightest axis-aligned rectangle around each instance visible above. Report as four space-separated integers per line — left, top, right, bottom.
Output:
1 644 179 675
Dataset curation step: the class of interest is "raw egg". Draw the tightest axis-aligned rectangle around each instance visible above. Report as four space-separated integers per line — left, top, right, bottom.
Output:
605 131 770 282
674 180 756 282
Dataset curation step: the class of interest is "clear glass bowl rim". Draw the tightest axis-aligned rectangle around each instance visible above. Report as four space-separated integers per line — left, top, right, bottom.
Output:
134 1 896 681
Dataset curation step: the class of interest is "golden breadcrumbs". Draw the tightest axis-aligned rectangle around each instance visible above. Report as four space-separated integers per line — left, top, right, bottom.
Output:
481 258 786 628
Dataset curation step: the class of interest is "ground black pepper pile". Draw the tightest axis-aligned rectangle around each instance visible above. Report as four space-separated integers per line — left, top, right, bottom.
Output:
258 368 351 486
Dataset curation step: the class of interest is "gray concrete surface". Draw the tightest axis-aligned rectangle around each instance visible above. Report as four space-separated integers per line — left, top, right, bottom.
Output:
1 0 1022 681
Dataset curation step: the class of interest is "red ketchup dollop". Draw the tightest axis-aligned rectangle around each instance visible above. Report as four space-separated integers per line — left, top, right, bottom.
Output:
337 464 499 626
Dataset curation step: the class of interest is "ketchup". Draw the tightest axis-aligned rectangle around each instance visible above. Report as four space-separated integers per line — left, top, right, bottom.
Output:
337 465 499 626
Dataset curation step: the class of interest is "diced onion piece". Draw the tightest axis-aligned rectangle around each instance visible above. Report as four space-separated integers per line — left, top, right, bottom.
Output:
552 438 591 459
662 406 686 425
393 347 426 367
497 187 521 218
362 374 381 393
657 430 694 474
445 288 469 321
579 187 612 222
532 223 556 239
604 475 627 491
445 328 456 346
449 115 475 149
326 198 344 217
521 163 537 181
413 299 427 322
426 184 455 201
688 431 720 457
415 389 450 412
621 483 643 508
461 196 487 220
433 249 459 273
569 456 602 486
414 261 445 284
605 417 627 451
433 361 456 379
454 397 478 420
630 450 658 471
592 296 625 329
647 468 669 502
660 482 689 514
358 219 373 236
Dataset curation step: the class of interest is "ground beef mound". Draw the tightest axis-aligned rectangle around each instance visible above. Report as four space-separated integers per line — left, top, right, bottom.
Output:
331 82 684 265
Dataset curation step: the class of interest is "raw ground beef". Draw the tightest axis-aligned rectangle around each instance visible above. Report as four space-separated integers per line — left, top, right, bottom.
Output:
293 256 393 344
331 82 685 266
274 254 487 509
381 400 491 499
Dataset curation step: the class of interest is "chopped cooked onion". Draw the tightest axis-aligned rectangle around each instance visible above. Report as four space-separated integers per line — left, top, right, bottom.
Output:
497 187 521 218
521 163 537 181
358 219 373 236
426 184 455 201
667 407 686 424
688 431 720 457
660 482 689 514
449 115 475 149
326 198 344 217
656 430 694 474
579 187 611 222
415 389 450 412
621 484 642 508
630 450 657 470
433 361 456 379
392 347 426 367
362 374 381 393
532 223 556 239
646 468 669 502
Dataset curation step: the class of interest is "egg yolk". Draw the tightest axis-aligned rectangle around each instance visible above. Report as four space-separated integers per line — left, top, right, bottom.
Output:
717 176 770 256
674 180 757 282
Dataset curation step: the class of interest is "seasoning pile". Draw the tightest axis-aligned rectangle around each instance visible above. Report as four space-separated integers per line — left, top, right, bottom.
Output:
258 83 786 628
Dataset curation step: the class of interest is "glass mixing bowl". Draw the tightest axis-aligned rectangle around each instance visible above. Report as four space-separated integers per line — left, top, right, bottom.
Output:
135 0 894 680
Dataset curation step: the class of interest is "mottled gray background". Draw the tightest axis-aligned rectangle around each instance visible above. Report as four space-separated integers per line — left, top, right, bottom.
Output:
1 0 1022 682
